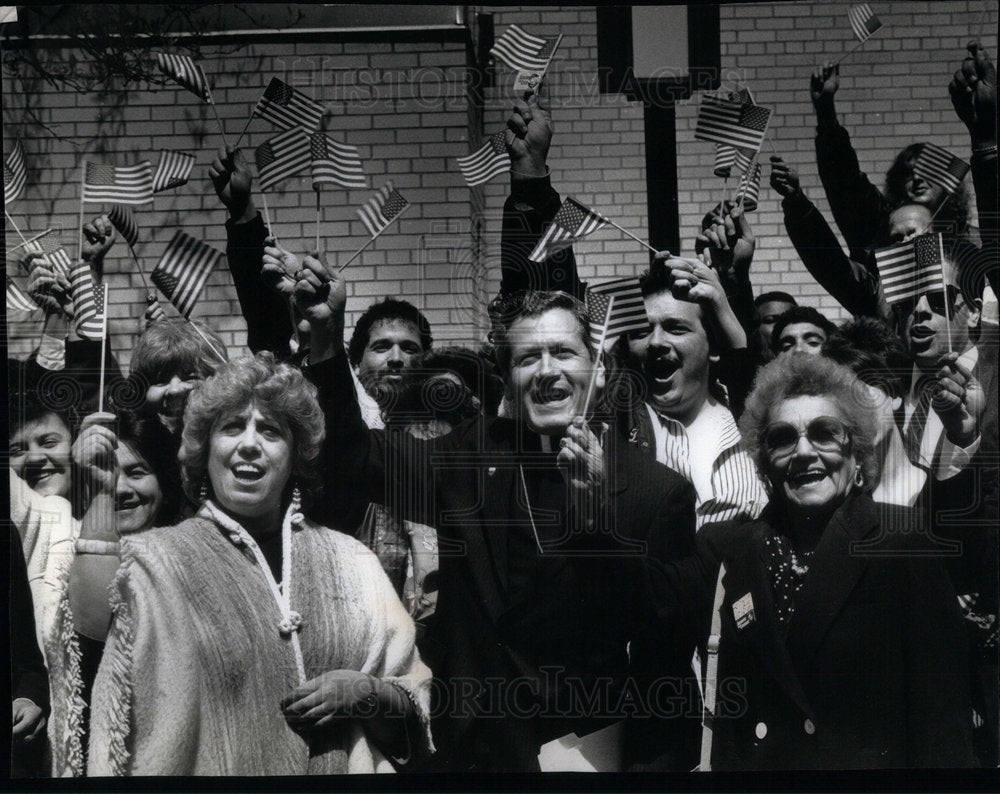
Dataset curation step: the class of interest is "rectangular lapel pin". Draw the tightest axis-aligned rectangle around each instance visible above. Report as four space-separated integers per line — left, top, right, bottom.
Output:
733 592 756 630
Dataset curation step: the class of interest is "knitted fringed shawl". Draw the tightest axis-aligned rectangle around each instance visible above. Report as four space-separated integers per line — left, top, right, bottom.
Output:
87 515 433 776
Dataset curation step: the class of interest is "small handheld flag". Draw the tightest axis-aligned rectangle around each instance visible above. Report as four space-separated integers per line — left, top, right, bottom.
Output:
152 150 196 193
154 52 211 102
310 132 366 189
585 277 648 347
24 235 72 278
107 204 139 249
912 143 970 196
694 96 772 153
528 198 608 264
70 263 105 340
458 131 511 187
848 4 882 43
491 24 559 72
733 161 762 212
82 161 154 205
152 231 224 318
875 233 947 306
357 181 410 237
255 77 324 133
7 278 38 313
255 128 311 192
4 139 26 206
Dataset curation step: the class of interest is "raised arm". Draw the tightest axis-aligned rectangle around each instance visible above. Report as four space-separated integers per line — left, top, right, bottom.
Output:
811 61 893 258
696 200 757 337
499 94 586 299
950 40 998 296
771 155 891 323
208 146 294 358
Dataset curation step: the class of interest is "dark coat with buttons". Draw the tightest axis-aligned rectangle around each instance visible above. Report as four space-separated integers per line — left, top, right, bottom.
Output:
695 493 976 769
305 351 702 772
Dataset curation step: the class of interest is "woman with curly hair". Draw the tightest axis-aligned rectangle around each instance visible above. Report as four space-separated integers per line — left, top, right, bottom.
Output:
86 352 432 776
661 354 975 769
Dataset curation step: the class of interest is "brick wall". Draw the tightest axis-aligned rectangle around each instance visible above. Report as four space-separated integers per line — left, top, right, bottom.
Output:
5 2 998 367
677 0 998 320
4 32 475 365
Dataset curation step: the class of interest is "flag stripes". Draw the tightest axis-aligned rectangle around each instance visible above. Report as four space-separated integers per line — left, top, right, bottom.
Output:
875 233 947 305
528 197 608 263
912 143 970 195
152 150 196 192
255 77 324 133
357 181 410 237
310 132 366 189
848 4 883 43
733 161 762 212
155 52 211 102
694 96 771 152
108 204 139 249
458 132 511 187
255 128 311 192
586 277 648 348
24 236 72 278
4 139 26 205
152 231 224 318
82 161 154 205
7 278 38 313
491 24 557 72
70 262 105 340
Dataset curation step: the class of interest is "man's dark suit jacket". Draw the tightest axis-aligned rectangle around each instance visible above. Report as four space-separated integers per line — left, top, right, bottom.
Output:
306 352 700 771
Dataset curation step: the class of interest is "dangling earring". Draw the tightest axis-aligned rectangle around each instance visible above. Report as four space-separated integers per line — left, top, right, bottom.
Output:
198 479 209 504
289 485 304 527
854 466 864 488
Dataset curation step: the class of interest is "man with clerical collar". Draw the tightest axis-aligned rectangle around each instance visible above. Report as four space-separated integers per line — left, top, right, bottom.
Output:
295 258 701 772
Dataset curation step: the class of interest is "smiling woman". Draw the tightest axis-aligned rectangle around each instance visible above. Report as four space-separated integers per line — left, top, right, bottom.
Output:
87 352 432 776
689 353 975 768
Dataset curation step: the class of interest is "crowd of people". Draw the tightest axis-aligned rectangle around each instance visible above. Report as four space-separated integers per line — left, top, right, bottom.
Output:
8 38 997 775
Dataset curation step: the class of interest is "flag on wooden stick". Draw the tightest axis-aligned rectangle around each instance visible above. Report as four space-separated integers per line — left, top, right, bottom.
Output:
255 128 311 192
255 77 324 133
152 150 196 192
912 143 970 196
847 4 882 43
529 197 609 263
310 132 366 189
7 278 38 313
458 131 511 187
491 24 560 72
107 204 139 249
733 161 762 212
694 96 771 153
357 181 410 237
585 277 648 348
82 161 154 205
4 139 26 205
70 263 105 340
152 231 224 318
875 233 947 306
154 52 212 102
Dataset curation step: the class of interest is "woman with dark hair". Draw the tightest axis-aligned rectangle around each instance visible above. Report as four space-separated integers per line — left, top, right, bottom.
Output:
650 354 976 769
86 352 431 776
35 410 183 776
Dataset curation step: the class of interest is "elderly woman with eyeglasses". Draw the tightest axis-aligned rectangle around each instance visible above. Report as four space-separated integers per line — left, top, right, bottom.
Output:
659 353 976 769
86 352 431 776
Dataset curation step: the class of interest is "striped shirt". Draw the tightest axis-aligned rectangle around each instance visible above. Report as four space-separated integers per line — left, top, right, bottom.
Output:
646 398 766 529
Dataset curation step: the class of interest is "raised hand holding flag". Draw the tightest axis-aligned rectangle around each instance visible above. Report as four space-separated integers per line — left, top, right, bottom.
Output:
491 24 562 91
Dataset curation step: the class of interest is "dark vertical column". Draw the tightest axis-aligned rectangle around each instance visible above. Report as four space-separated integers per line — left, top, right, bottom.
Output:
644 103 680 256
